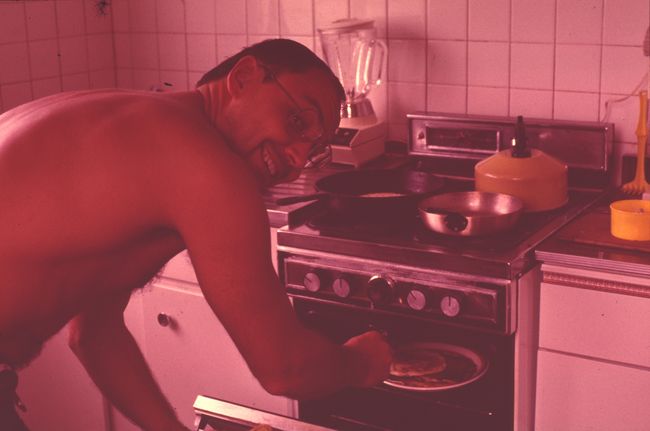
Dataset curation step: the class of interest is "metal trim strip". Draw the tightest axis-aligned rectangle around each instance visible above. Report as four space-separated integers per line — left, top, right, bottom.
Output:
542 271 650 298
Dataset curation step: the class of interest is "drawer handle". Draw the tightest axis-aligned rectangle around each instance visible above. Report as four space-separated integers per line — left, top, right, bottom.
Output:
157 312 171 327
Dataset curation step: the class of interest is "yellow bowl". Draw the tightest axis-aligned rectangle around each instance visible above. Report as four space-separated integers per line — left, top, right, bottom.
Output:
610 200 650 241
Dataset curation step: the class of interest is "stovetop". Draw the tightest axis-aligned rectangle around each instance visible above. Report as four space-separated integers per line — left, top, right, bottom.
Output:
277 187 601 280
276 113 613 280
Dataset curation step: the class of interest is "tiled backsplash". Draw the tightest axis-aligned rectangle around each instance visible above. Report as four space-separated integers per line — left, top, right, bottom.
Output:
0 1 115 111
1 0 649 151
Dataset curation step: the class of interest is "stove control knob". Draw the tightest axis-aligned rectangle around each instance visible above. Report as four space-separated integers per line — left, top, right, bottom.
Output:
332 277 352 298
367 275 395 305
406 289 427 311
440 295 461 317
303 271 324 292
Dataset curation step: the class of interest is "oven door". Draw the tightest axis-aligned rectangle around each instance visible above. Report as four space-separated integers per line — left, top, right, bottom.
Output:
292 298 514 431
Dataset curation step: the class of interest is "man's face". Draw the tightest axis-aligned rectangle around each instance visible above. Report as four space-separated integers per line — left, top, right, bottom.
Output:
225 66 341 188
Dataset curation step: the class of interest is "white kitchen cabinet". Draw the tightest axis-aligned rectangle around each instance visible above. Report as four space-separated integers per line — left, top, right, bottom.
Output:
141 279 294 429
535 264 650 431
16 325 107 430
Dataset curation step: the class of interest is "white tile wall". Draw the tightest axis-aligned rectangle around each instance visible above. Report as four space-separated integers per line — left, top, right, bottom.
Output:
427 40 467 85
468 41 510 87
59 37 89 75
351 0 387 39
314 0 349 31
603 0 649 46
0 3 27 43
0 43 30 84
556 0 602 44
2 82 33 110
388 0 425 39
427 83 467 113
157 0 186 33
32 77 62 100
0 0 115 111
111 0 130 33
279 0 314 36
555 44 601 92
388 39 425 83
511 43 554 90
427 0 467 40
510 88 553 118
511 0 555 43
469 0 510 42
57 0 87 37
29 39 60 80
216 0 247 34
248 0 280 36
25 2 58 41
128 0 157 33
158 33 187 71
1 0 649 151
469 86 509 116
186 0 216 34
186 34 217 72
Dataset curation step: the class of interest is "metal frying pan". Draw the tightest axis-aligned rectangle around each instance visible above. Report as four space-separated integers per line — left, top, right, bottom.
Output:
276 168 445 216
418 191 524 236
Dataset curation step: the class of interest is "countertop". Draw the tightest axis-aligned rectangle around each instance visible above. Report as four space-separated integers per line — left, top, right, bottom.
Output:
535 190 650 278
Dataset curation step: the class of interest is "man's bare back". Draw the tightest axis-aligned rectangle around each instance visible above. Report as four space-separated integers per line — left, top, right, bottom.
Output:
0 89 215 366
0 39 392 431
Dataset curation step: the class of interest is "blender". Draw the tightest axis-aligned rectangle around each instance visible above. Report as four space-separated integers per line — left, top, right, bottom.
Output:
318 18 387 166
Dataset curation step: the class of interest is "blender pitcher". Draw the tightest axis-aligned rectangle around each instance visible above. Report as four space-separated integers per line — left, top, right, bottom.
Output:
318 18 387 122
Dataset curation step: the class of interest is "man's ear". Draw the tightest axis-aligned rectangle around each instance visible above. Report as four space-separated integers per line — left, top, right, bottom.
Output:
226 55 264 98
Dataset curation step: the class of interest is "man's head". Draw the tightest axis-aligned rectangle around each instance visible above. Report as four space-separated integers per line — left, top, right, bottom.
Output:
197 39 345 188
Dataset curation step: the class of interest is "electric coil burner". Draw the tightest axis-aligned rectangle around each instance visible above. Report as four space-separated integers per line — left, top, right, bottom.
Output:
276 113 613 431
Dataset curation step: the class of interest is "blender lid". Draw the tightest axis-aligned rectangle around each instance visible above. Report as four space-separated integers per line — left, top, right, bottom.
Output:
317 18 375 34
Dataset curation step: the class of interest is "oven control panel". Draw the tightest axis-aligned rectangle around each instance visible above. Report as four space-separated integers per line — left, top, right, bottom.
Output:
281 254 508 332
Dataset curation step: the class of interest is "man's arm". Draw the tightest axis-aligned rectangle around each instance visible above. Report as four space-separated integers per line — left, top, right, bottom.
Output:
165 149 392 399
68 291 189 431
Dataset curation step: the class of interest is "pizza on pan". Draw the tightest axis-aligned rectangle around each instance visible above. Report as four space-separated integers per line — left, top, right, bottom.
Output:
386 343 481 389
389 348 447 377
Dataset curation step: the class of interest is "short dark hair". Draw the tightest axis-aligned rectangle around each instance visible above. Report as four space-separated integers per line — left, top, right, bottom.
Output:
196 38 345 103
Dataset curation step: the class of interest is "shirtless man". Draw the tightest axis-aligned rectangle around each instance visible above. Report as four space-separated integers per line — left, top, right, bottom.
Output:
0 39 392 431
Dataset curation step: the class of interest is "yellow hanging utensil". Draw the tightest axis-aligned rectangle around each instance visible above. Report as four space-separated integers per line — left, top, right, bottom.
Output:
621 90 650 195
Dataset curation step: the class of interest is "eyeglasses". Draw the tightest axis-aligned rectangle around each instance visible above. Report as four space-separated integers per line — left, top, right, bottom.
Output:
262 66 332 168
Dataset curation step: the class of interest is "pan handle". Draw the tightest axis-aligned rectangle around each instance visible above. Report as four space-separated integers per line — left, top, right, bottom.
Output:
444 213 469 232
275 193 328 206
424 207 469 232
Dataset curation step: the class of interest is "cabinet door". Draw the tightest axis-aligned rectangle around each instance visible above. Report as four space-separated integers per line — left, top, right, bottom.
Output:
142 281 293 429
539 278 650 367
535 350 650 431
109 290 148 431
17 325 106 430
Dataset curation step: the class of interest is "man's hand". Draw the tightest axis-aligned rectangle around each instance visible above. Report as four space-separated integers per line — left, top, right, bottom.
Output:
343 330 393 387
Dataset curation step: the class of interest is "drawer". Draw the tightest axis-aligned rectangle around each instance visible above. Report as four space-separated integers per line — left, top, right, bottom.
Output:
535 350 650 431
539 281 650 368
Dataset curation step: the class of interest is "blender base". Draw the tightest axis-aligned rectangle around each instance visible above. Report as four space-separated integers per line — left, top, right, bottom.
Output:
330 120 386 167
